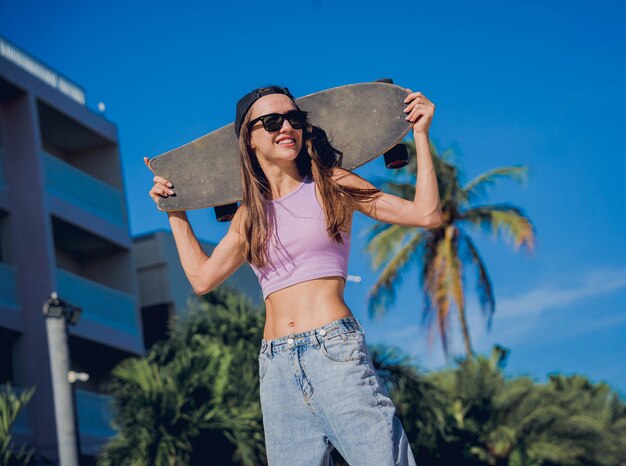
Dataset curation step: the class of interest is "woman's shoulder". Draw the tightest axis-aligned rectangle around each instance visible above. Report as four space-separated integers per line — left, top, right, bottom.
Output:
331 167 372 190
330 167 352 184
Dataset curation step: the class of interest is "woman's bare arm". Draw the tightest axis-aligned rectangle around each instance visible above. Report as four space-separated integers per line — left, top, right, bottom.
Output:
333 90 443 228
333 133 443 228
144 156 246 295
168 209 246 295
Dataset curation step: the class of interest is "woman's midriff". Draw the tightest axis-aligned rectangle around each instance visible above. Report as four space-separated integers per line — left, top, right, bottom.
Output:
263 276 353 340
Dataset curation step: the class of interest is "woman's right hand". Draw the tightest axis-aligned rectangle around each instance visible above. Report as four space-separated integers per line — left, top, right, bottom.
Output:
144 156 175 206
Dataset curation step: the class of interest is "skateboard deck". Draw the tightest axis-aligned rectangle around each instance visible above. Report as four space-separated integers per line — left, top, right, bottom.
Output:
149 81 412 212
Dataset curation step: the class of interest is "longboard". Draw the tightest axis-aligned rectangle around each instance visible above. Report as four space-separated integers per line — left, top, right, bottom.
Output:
149 81 412 212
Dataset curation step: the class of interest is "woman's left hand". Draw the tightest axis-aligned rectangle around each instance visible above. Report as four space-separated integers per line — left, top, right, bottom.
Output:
403 89 435 135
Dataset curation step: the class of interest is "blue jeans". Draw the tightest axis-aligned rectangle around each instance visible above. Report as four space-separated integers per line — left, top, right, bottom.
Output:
258 316 417 465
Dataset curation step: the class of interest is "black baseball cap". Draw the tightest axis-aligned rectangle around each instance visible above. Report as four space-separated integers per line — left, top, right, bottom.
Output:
234 85 298 138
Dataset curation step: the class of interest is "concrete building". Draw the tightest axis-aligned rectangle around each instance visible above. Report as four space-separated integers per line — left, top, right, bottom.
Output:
0 35 263 464
0 34 143 463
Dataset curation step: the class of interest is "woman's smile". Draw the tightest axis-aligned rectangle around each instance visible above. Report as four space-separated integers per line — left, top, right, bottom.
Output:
276 136 296 147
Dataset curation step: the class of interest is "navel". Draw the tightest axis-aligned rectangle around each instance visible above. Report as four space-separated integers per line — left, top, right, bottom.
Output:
288 321 295 328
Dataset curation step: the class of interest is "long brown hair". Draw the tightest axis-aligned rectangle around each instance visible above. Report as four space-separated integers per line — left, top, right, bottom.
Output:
237 108 383 269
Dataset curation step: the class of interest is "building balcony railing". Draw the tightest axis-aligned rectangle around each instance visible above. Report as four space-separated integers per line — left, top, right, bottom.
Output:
76 388 116 439
42 152 125 227
0 262 19 310
56 269 140 336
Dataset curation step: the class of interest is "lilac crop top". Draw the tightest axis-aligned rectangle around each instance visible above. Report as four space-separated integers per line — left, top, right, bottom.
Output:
249 174 351 300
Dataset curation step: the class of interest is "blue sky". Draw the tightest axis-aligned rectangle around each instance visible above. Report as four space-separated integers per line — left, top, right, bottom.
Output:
3 0 625 395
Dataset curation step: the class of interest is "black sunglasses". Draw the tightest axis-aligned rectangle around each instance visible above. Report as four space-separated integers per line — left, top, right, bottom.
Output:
248 110 308 133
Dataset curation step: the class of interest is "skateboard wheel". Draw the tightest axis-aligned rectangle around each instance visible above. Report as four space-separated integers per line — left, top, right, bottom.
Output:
383 144 409 169
214 203 239 222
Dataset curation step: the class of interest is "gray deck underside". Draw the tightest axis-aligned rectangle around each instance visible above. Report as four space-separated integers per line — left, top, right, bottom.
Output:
149 82 412 211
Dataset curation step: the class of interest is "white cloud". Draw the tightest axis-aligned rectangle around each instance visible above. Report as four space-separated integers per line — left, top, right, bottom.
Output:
495 266 626 320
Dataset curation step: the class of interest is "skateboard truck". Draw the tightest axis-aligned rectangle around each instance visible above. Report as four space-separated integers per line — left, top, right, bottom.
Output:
215 203 239 222
383 144 409 169
373 79 409 170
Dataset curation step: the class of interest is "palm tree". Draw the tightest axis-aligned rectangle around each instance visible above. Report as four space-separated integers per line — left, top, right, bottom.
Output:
97 285 266 466
365 137 535 359
429 345 626 466
0 383 35 466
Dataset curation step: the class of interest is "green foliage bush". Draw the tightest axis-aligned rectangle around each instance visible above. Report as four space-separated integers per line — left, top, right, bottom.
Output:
0 383 35 466
97 287 626 466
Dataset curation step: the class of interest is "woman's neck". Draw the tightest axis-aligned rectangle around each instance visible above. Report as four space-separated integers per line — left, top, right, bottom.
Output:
261 163 304 200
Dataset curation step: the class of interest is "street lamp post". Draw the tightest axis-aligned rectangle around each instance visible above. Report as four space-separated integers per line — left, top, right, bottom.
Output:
43 292 82 466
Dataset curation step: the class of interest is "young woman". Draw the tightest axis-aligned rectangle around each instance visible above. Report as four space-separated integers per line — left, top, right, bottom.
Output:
144 84 441 465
